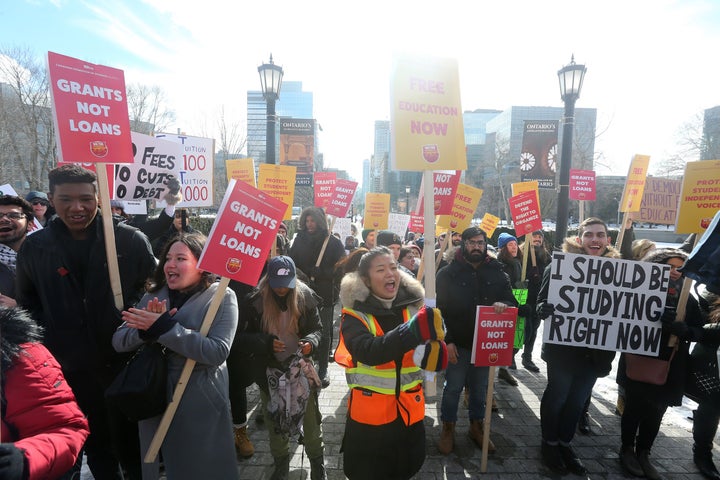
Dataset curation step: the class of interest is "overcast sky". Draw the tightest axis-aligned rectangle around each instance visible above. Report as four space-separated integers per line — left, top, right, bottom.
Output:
2 0 720 182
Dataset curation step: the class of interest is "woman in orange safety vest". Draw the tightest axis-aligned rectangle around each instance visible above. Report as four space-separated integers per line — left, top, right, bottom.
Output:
335 246 447 479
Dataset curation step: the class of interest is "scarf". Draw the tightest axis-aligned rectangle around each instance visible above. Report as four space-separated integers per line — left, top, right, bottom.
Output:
0 244 17 274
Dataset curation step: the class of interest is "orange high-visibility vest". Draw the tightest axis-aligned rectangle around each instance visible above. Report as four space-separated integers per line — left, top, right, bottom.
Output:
335 307 425 426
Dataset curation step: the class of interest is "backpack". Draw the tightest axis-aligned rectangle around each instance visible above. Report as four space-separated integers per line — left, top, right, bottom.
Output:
266 351 320 436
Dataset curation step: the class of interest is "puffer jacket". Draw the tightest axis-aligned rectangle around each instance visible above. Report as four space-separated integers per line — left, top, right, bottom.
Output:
436 247 518 350
537 238 622 376
1 308 89 480
16 213 157 373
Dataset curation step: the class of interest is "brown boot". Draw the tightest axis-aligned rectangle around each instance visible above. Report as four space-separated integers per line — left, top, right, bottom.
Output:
469 420 496 453
438 421 455 454
234 425 255 458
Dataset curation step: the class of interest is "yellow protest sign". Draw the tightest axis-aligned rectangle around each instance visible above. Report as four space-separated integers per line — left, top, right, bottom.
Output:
437 183 483 232
619 155 650 212
225 158 256 187
363 193 390 230
479 213 501 238
390 55 467 171
676 159 720 234
258 163 296 220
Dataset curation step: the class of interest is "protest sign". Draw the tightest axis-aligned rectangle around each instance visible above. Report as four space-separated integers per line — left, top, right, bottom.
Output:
155 133 214 207
675 160 720 234
314 172 336 210
479 213 501 239
388 213 410 239
544 252 670 354
408 214 424 233
225 158 256 187
47 52 133 164
258 163 296 220
619 155 650 212
113 132 181 201
633 177 680 225
509 190 543 235
520 120 559 189
332 217 352 242
364 193 390 230
325 179 357 218
390 55 467 171
436 183 482 232
198 179 287 286
512 289 528 349
0 184 19 197
471 306 517 367
569 169 596 201
415 170 461 215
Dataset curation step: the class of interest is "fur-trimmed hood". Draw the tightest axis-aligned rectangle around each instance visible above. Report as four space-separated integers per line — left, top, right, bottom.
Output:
562 237 621 258
339 269 424 310
1 307 43 372
641 247 687 264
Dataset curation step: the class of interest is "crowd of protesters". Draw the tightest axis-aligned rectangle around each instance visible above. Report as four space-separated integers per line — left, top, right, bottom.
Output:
0 166 718 480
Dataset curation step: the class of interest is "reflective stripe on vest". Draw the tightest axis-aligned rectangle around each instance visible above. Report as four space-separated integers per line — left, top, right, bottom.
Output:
340 308 423 395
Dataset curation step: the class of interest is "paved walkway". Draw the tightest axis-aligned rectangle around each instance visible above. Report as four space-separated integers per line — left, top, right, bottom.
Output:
237 324 712 479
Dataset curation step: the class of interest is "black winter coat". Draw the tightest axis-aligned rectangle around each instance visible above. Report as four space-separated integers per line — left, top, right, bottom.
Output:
16 214 156 374
289 230 345 306
234 282 323 393
436 247 518 350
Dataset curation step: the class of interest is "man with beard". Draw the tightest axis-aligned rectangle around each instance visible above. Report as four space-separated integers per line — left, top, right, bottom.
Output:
0 195 33 306
289 206 345 387
436 226 517 455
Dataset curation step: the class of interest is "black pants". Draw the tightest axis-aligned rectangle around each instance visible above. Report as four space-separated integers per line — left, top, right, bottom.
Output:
621 387 668 451
227 333 253 425
694 399 720 455
522 308 541 359
316 304 335 379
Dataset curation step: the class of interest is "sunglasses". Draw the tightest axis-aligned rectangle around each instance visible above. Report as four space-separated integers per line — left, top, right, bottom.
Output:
31 200 48 206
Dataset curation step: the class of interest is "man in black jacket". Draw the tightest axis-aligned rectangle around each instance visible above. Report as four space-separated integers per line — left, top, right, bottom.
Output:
16 165 157 480
289 207 345 387
436 226 517 455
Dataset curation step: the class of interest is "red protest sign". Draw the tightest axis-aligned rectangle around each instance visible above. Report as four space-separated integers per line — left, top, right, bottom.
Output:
47 52 132 164
198 179 287 286
314 172 336 209
471 306 517 367
415 170 461 215
569 169 596 201
408 214 424 233
509 190 543 236
325 179 357 218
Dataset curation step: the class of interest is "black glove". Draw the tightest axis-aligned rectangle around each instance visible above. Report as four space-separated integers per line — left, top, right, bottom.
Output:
0 444 26 480
518 304 531 317
538 303 555 319
660 307 677 326
665 320 689 339
166 177 181 195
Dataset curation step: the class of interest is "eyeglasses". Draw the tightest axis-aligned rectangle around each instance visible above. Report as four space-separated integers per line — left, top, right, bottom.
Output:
31 200 48 206
465 240 485 247
0 212 25 220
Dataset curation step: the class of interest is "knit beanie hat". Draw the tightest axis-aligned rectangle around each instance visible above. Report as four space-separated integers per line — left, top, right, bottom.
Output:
362 229 373 242
497 232 517 250
376 230 402 247
413 341 448 372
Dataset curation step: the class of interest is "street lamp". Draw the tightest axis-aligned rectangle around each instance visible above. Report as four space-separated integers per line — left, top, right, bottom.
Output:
554 55 587 249
405 185 411 214
258 54 284 164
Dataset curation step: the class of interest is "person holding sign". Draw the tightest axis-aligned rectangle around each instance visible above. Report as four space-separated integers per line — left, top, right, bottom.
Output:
496 232 523 383
113 232 239 480
289 207 345 388
436 227 517 455
16 165 157 480
335 247 447 479
536 217 626 475
616 248 704 480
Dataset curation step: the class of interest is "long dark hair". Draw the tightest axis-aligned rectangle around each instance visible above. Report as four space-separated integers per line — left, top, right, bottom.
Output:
148 232 214 293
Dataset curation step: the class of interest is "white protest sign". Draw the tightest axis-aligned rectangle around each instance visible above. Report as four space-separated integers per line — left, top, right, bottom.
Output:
388 213 410 239
544 252 670 355
119 200 147 215
155 133 214 207
332 216 352 240
114 132 182 201
0 184 19 197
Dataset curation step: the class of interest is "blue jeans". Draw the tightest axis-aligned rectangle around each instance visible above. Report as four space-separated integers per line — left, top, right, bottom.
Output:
440 347 489 422
540 358 598 444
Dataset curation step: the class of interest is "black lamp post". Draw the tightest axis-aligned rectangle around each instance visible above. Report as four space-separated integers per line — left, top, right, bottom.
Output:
258 54 284 164
405 185 411 214
554 55 586 249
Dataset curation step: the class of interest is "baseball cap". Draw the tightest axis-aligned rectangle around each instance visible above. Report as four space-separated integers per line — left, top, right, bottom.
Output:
267 256 297 289
25 191 48 203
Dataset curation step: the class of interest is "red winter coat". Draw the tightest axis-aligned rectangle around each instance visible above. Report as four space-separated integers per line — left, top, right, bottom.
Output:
2 342 89 479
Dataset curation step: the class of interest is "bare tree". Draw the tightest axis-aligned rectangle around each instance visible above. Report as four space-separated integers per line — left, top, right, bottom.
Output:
210 106 247 205
126 83 175 134
0 47 55 191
